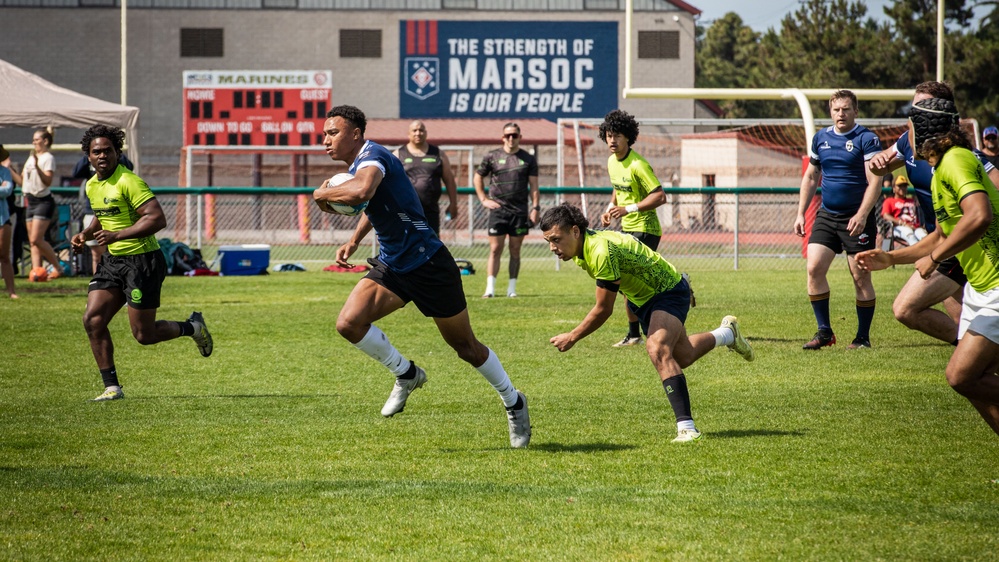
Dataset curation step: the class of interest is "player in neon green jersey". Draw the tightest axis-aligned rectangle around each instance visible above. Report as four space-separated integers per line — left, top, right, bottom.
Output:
598 110 671 348
70 124 212 402
858 97 999 437
541 203 754 443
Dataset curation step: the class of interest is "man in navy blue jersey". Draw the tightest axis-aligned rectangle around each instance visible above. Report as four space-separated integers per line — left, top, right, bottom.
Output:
869 81 999 345
314 105 531 448
793 90 883 350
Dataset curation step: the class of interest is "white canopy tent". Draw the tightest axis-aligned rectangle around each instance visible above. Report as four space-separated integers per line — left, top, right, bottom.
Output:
0 59 140 171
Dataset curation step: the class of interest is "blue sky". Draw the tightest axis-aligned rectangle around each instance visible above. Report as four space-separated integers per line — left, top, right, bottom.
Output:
692 0 988 32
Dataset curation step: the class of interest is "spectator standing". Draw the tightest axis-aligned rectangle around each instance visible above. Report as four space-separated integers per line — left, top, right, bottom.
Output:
473 122 540 298
793 90 883 350
0 145 18 299
393 120 458 235
9 128 65 278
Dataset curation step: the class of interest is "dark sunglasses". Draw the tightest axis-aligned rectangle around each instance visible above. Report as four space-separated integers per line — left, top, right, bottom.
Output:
504 133 520 139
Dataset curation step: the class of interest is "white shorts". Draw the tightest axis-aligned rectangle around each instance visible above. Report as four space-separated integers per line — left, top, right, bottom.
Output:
958 283 999 344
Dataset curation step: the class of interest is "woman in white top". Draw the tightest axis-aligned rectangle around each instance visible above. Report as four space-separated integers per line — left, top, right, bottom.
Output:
10 129 64 278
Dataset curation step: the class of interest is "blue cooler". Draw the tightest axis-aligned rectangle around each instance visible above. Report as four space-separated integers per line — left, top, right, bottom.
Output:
218 244 270 276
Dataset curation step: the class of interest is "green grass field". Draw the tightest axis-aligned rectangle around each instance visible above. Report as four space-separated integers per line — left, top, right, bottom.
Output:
2 264 997 560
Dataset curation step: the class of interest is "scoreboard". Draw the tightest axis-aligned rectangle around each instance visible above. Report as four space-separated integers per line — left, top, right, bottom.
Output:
182 70 333 147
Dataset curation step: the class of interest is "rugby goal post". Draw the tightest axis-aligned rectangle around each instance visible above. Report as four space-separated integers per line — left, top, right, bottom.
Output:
622 0 915 150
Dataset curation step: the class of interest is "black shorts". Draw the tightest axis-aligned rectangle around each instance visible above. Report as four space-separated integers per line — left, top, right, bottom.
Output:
625 231 661 251
627 276 691 335
364 245 467 318
487 207 531 237
808 208 877 255
25 194 56 221
421 202 442 235
936 256 968 285
89 250 167 310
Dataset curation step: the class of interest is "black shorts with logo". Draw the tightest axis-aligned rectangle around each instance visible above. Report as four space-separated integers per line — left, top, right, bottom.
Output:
364 244 467 318
808 208 877 255
89 250 167 310
487 207 531 237
936 256 968 285
25 194 56 221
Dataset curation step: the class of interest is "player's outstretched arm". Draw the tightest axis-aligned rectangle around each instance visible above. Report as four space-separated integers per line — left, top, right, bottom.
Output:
550 284 617 352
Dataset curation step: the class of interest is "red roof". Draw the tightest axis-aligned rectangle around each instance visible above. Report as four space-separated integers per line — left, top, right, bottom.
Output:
365 118 583 146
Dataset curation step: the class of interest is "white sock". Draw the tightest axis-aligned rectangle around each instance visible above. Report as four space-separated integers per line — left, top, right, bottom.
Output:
677 419 696 431
353 325 412 377
711 327 734 348
475 348 518 407
507 278 517 295
107 385 122 392
485 276 496 295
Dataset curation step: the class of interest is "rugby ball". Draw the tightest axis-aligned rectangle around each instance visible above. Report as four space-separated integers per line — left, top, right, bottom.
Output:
321 173 368 216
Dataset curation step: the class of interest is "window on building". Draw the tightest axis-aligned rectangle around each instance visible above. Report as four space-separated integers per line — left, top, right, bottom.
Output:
442 0 476 8
583 0 618 8
638 30 679 59
180 28 224 58
340 29 382 58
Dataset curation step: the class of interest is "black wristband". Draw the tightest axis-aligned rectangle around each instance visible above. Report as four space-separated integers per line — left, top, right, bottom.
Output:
533 206 541 211
930 254 943 264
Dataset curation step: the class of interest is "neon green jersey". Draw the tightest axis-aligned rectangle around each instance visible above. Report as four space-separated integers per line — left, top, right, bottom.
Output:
571 229 680 307
607 149 662 236
86 165 160 256
932 147 999 293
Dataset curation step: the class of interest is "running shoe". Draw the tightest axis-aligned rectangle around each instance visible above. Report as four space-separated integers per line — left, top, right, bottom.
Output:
188 311 213 358
803 331 836 350
672 428 702 443
92 388 124 402
506 391 531 448
612 335 643 348
721 315 754 361
381 365 427 417
847 337 872 350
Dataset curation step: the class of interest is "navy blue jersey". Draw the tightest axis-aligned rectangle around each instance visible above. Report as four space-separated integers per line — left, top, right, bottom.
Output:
894 132 996 233
350 140 443 273
809 125 882 215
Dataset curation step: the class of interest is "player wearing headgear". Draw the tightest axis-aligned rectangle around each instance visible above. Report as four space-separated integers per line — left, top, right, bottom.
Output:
793 90 883 350
869 81 999 344
858 97 999 437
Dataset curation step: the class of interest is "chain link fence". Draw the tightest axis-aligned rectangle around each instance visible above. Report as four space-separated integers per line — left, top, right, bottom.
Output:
42 185 812 275
33 116 917 276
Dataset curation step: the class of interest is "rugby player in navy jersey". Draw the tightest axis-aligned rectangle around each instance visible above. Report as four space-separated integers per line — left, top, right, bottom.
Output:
313 105 531 448
793 90 883 350
869 81 999 345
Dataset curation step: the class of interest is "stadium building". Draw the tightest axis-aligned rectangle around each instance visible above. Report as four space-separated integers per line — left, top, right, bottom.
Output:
0 0 709 184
